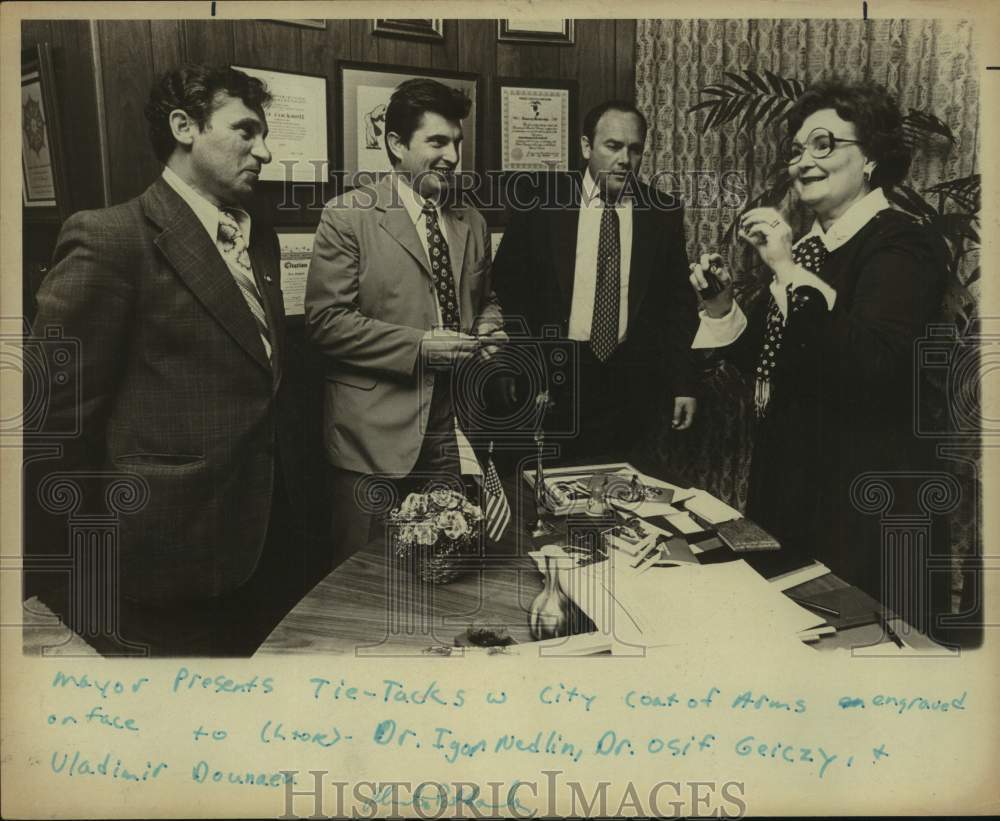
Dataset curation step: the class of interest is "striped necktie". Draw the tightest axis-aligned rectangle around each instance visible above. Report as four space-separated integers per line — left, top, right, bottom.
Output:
217 209 272 360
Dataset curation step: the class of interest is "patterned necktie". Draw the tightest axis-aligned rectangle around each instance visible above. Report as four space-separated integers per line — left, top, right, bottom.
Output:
754 234 828 417
421 202 460 330
217 209 271 360
590 200 621 362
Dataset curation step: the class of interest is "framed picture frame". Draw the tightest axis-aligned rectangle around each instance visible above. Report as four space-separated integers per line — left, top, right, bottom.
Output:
497 19 575 45
22 43 69 223
337 60 480 179
372 19 444 41
496 77 578 173
275 226 318 319
231 65 329 184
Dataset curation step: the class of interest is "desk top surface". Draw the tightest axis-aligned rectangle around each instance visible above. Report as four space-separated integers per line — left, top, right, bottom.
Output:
256 471 909 657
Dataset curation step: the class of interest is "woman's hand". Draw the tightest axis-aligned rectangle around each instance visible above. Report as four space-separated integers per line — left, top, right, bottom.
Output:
689 253 734 318
739 207 795 280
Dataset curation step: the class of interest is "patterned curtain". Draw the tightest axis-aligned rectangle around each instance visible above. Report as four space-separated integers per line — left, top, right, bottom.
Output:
635 19 980 591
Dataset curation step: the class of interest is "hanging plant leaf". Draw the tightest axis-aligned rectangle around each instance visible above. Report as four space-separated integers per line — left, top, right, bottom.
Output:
934 212 980 247
688 70 803 134
743 70 772 95
902 109 956 147
723 71 757 92
924 174 980 213
887 184 938 222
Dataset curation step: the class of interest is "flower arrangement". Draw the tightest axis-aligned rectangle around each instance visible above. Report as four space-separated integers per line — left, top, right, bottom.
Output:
389 488 484 583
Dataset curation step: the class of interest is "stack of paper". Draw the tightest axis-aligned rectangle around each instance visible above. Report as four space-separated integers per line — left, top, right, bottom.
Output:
684 490 743 524
561 559 829 652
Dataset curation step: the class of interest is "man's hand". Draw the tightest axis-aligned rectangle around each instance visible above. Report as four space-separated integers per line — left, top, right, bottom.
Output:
672 396 697 430
420 329 482 368
475 328 509 361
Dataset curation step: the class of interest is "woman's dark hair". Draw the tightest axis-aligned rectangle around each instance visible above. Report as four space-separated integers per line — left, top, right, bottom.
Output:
144 64 272 163
785 79 911 189
384 78 471 167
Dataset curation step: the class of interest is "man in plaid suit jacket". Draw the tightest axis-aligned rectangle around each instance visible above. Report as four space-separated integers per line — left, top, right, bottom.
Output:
29 65 322 655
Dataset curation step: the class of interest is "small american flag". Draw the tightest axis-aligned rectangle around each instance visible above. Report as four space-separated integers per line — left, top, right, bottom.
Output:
482 445 511 542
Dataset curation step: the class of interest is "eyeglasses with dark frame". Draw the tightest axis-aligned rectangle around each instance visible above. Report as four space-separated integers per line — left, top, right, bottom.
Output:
781 127 862 165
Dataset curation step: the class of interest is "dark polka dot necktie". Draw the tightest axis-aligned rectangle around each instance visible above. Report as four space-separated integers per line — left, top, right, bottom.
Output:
753 234 828 418
422 201 460 331
589 200 621 362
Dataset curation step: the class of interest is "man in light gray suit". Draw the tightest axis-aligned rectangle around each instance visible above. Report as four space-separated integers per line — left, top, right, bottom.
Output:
305 79 505 560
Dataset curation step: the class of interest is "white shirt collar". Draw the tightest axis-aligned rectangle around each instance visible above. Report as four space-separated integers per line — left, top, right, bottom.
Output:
799 187 889 252
161 165 251 242
581 168 634 209
395 175 439 226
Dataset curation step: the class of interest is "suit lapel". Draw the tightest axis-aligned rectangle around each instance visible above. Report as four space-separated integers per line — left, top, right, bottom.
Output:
442 208 470 293
248 230 283 386
142 179 271 374
548 174 584 311
627 200 654 326
374 175 431 278
550 210 580 310
380 207 431 276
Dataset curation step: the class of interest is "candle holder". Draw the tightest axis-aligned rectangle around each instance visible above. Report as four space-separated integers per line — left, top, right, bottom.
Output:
530 429 555 538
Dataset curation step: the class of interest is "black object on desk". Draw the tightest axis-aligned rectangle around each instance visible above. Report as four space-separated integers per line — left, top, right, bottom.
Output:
875 610 905 648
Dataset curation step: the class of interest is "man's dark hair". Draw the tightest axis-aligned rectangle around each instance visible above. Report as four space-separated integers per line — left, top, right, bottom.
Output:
384 78 471 167
581 100 648 146
784 78 911 190
144 64 272 163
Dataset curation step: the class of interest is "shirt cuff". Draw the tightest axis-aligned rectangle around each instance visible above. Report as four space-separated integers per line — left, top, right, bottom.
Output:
691 303 748 349
770 266 838 318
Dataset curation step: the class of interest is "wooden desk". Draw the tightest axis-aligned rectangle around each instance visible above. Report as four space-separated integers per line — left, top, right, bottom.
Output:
257 473 926 657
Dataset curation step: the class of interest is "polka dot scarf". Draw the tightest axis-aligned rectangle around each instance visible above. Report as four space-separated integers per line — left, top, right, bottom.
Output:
754 234 828 418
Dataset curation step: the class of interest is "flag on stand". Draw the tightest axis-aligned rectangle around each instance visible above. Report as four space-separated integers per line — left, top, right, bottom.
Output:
482 444 511 542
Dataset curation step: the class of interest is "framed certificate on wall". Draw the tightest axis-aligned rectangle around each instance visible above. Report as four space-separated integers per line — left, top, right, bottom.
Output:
276 227 317 317
231 65 329 184
497 78 578 172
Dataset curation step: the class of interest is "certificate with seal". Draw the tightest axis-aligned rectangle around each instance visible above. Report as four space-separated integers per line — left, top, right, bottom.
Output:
499 81 576 172
276 229 316 317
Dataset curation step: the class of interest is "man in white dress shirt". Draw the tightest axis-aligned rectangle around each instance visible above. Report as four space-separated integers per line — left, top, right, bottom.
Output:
494 100 699 464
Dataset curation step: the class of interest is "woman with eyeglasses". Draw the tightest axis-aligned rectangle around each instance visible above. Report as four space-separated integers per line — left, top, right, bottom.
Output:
688 80 950 624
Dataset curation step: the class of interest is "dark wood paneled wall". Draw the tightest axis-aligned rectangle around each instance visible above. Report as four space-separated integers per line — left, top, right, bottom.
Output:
21 18 637 535
37 20 635 218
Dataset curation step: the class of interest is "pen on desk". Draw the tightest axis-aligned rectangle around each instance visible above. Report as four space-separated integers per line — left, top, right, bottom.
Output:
786 595 840 618
874 610 905 648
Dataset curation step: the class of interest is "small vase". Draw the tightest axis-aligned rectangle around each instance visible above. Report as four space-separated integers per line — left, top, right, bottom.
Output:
529 555 570 640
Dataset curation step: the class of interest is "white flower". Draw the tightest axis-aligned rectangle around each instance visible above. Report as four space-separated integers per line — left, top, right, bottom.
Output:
398 493 428 518
462 500 484 520
429 488 461 510
413 522 437 546
436 510 469 540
